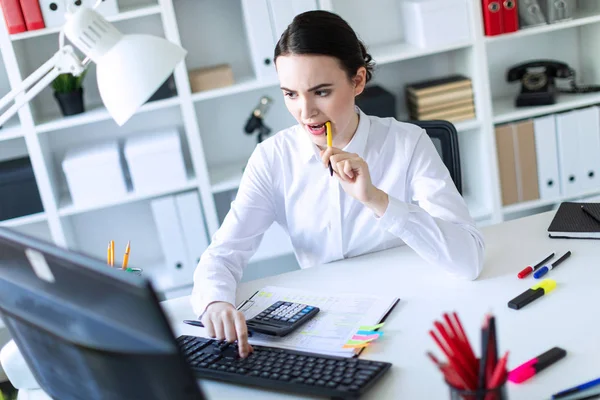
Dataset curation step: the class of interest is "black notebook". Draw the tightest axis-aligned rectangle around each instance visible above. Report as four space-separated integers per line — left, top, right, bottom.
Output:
548 202 600 239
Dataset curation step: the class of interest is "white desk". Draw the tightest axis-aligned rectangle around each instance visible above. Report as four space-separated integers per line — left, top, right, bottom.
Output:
161 211 600 400
12 211 600 400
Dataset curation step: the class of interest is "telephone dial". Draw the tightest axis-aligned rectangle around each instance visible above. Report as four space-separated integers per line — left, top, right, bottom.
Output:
507 60 600 107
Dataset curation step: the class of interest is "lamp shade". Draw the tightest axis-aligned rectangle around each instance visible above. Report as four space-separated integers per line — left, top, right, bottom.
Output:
63 7 186 126
96 35 186 126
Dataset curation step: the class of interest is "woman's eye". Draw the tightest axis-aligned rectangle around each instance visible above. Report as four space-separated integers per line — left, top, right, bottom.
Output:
315 90 330 97
284 92 297 99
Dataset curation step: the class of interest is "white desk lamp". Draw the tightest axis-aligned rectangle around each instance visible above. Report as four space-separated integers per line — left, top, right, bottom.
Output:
0 2 186 394
0 0 187 127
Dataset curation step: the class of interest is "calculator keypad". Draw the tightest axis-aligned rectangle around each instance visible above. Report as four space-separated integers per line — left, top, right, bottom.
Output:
252 301 315 325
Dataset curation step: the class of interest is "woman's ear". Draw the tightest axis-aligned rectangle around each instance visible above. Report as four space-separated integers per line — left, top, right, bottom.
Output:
353 67 367 96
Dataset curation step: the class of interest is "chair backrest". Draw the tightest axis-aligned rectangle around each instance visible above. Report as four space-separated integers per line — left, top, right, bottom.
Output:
407 120 462 195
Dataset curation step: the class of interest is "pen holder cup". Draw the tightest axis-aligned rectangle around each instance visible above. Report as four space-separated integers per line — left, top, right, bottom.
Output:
446 379 508 400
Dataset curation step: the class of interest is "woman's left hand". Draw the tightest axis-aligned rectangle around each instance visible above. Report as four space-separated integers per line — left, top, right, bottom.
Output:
321 147 389 216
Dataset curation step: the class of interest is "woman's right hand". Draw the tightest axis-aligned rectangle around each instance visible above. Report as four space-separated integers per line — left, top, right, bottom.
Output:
201 301 253 358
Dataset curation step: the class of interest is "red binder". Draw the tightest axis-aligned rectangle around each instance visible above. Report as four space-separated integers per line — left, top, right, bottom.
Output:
481 0 503 36
501 0 519 33
19 0 44 30
0 0 26 34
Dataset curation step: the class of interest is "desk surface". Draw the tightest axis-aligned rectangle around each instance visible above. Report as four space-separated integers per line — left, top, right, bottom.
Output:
162 211 600 400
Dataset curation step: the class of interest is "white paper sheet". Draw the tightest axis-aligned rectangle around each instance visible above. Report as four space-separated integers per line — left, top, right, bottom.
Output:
238 286 399 357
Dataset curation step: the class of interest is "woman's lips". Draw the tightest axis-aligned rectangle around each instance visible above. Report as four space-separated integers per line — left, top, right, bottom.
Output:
306 123 326 136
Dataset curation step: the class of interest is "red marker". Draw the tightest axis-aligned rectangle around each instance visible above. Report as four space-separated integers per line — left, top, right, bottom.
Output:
517 253 554 279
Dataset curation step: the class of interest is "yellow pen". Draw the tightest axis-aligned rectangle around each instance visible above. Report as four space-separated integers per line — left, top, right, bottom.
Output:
122 241 130 270
326 121 333 176
110 240 115 267
107 242 111 266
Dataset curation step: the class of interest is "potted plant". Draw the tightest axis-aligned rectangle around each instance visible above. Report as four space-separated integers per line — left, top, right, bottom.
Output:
51 69 88 116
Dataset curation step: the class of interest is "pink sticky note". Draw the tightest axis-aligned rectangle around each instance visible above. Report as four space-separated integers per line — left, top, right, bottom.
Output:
352 334 380 341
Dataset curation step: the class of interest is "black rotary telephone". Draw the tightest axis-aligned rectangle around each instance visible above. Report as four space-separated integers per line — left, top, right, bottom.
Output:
507 60 600 107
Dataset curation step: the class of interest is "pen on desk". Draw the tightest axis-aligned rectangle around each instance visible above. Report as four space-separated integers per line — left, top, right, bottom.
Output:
552 377 600 399
518 252 555 279
110 240 115 267
183 320 253 337
326 121 333 176
183 319 205 328
581 205 600 225
534 250 572 279
121 241 130 270
107 242 111 267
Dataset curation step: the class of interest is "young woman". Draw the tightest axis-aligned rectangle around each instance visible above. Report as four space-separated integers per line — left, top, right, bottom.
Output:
191 10 485 357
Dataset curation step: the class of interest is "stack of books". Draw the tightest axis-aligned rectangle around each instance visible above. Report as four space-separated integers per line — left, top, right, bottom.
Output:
405 75 475 122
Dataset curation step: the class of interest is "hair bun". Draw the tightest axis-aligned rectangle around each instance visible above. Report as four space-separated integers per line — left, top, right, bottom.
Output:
359 42 375 83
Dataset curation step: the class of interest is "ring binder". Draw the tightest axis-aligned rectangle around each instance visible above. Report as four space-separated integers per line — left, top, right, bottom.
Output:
518 0 547 28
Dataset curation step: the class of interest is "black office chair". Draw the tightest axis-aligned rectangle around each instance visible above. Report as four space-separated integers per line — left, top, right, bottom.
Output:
407 120 462 195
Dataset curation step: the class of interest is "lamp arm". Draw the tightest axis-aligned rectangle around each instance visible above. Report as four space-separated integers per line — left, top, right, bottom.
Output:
0 56 56 114
0 45 85 127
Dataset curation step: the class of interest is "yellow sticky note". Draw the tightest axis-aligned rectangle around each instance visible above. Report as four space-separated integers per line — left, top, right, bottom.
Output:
342 343 370 349
345 339 372 345
359 323 384 331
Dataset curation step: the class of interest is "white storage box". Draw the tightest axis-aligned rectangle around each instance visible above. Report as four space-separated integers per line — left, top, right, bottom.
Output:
62 141 128 207
401 0 471 48
124 129 188 193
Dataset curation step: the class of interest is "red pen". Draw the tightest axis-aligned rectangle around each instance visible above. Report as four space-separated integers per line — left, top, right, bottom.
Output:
518 253 554 279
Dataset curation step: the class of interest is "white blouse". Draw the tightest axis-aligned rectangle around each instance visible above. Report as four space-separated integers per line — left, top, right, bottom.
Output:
191 108 485 316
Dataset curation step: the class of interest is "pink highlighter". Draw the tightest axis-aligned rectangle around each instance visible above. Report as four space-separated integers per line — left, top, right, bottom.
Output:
508 347 567 383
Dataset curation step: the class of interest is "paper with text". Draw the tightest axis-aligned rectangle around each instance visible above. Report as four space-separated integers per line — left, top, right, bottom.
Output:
239 286 398 357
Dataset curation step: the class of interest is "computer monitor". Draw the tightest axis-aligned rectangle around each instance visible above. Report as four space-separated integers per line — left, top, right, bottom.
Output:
0 227 206 400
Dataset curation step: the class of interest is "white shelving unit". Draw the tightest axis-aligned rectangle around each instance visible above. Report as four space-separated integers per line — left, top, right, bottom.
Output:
1 0 599 298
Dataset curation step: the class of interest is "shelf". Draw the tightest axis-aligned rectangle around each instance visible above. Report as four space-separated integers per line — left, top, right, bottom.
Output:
502 189 600 214
0 212 47 228
189 40 474 104
369 40 474 66
10 4 162 41
0 121 24 142
485 9 600 44
58 177 198 217
492 92 600 124
191 76 279 103
209 161 247 193
36 96 180 133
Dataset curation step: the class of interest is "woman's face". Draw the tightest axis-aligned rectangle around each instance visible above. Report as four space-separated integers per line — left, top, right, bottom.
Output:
275 54 366 148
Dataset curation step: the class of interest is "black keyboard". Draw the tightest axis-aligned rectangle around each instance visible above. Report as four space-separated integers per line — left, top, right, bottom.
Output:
177 335 391 399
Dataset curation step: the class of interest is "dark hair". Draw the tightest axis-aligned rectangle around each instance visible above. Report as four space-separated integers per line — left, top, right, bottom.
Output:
274 10 375 83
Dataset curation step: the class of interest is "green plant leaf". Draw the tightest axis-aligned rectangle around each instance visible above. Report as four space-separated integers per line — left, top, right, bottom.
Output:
51 68 88 93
